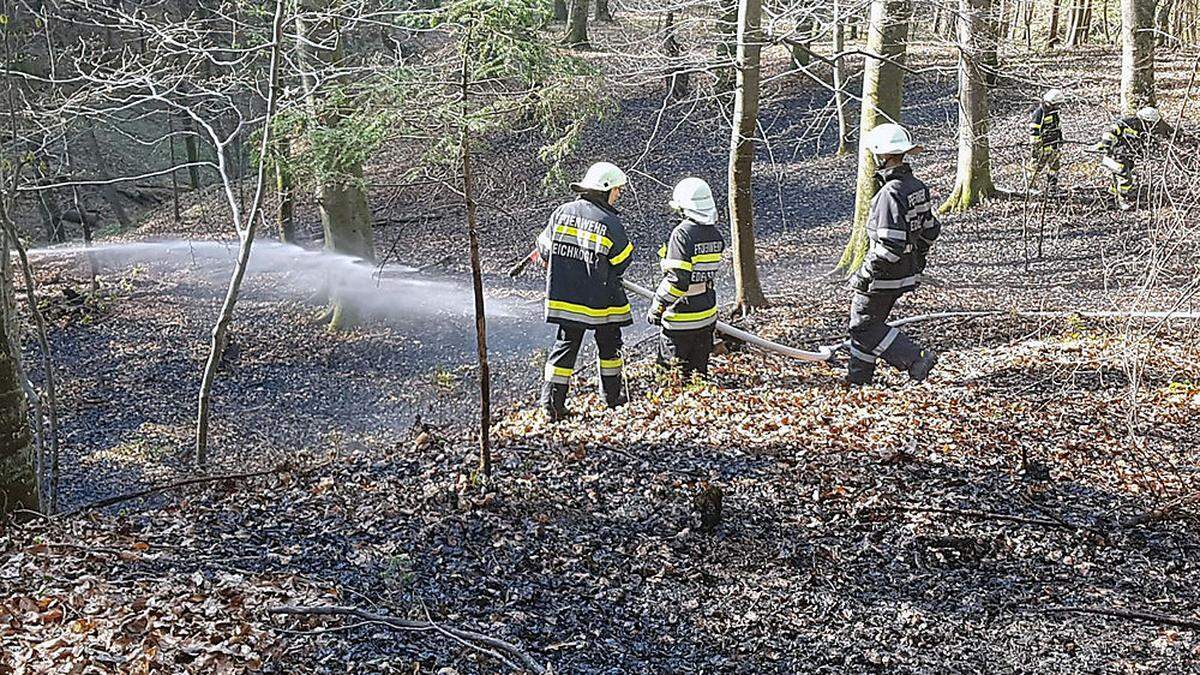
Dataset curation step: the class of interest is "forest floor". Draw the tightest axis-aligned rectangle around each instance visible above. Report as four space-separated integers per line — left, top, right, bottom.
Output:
4 37 1200 674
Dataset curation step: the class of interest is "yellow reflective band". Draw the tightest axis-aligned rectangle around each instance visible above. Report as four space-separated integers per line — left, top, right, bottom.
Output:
657 244 667 259
555 225 612 250
661 259 693 271
545 365 573 378
692 253 722 264
1103 132 1118 141
1030 122 1042 129
599 358 623 369
664 306 718 322
547 300 631 318
667 285 685 297
610 242 633 266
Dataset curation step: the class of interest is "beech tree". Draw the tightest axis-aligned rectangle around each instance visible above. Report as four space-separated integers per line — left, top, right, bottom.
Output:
837 0 912 273
566 0 591 46
942 0 997 212
728 0 768 313
1121 0 1156 110
296 0 379 330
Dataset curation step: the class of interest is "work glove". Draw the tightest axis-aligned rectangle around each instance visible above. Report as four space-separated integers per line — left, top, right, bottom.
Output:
646 302 664 326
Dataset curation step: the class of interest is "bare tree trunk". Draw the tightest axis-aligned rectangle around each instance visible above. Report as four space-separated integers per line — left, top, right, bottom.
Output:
942 0 997 213
790 16 814 66
296 0 377 330
595 0 612 22
275 134 295 244
82 129 133 232
565 0 590 46
553 0 568 21
31 164 64 244
0 234 36 515
717 0 739 93
728 0 768 314
664 11 690 101
1121 0 1156 110
1155 0 1175 47
459 50 491 483
183 115 202 190
195 0 285 466
1048 0 1063 47
838 0 912 273
833 0 851 155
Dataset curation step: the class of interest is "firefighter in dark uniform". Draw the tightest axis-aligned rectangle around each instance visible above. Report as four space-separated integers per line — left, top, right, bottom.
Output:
846 123 941 386
535 162 634 420
1095 106 1173 211
647 177 726 376
1029 89 1066 193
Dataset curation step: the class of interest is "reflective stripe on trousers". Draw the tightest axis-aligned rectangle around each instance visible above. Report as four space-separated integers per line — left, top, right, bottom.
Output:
540 324 625 408
847 291 925 383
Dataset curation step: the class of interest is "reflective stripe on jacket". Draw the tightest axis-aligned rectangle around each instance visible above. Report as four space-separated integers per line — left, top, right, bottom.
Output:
855 164 941 295
1029 102 1063 147
537 196 634 328
1099 115 1172 162
655 218 725 331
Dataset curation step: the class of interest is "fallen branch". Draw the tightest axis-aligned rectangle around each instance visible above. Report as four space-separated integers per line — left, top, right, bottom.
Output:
267 605 548 674
1122 493 1200 528
1041 605 1200 630
889 504 1091 532
59 463 296 518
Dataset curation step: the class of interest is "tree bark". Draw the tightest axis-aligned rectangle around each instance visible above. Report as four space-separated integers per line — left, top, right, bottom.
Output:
83 129 133 232
832 0 851 155
664 11 690 101
553 0 568 22
1121 0 1156 110
838 0 912 273
296 0 377 330
184 115 202 190
728 0 768 314
1048 0 1063 47
595 0 612 22
275 134 296 244
942 0 997 213
716 0 739 93
459 50 491 483
565 0 590 47
0 234 37 515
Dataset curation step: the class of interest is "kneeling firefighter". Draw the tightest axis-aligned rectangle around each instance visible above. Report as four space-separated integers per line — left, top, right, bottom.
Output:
535 162 635 420
1095 106 1173 211
647 177 726 376
847 123 941 386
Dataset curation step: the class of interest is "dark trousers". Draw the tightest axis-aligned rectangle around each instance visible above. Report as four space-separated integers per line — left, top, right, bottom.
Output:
1030 146 1061 190
540 324 625 411
847 291 923 384
657 326 715 377
1107 157 1134 202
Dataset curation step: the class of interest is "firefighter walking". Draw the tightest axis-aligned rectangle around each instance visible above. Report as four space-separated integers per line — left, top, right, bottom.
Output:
536 162 635 420
1029 88 1066 193
1095 106 1172 211
647 177 726 377
846 123 941 386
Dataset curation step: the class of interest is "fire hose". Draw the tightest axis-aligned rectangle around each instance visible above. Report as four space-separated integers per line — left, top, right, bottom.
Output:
509 250 841 363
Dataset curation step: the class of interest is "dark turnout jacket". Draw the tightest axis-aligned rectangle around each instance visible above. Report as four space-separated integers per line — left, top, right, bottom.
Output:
537 195 634 328
852 164 941 295
654 218 726 331
1029 102 1064 148
1099 115 1173 162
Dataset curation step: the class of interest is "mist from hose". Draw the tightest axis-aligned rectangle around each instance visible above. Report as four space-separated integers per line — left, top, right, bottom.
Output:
27 239 519 320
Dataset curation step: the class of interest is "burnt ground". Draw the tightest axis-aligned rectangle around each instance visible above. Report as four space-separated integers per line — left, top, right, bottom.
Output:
3 40 1200 674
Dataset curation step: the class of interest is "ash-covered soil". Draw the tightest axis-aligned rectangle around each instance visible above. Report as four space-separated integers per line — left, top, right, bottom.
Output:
4 40 1200 674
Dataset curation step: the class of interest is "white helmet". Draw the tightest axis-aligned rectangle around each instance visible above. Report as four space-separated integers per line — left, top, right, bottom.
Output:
571 161 628 193
864 123 919 156
1043 88 1066 106
1136 106 1162 125
669 177 718 225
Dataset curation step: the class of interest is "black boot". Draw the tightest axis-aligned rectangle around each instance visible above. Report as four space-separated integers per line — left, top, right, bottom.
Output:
909 349 938 382
540 382 570 421
600 375 627 409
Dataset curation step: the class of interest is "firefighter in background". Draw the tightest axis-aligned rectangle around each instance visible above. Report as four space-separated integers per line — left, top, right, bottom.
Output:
846 123 941 386
535 162 634 420
647 177 726 377
1029 88 1066 193
1095 106 1174 211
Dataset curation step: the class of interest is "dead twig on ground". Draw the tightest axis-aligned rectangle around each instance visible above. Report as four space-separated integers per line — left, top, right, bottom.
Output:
1040 605 1200 630
267 604 548 674
887 504 1094 533
1122 492 1200 528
